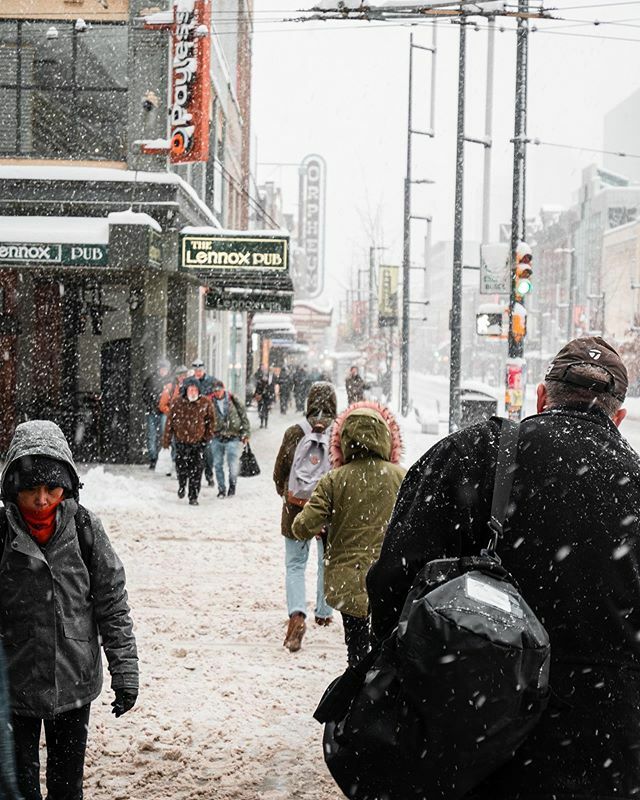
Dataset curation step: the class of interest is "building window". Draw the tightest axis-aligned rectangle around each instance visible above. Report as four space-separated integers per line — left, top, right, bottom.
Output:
0 20 128 161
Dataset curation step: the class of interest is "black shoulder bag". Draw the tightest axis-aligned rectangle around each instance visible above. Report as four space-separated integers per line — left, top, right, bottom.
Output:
314 419 551 800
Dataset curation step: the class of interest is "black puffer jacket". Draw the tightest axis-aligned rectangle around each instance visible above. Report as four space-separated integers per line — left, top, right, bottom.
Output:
0 421 138 719
368 406 640 800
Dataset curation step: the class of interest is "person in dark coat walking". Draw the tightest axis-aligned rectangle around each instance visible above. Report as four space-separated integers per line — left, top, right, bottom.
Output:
345 366 369 404
254 367 276 429
367 336 640 800
142 358 171 468
292 365 309 413
0 420 138 800
191 359 218 487
277 365 292 414
162 377 214 505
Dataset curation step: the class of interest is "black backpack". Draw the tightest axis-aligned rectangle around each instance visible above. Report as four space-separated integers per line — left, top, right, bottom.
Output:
314 419 551 800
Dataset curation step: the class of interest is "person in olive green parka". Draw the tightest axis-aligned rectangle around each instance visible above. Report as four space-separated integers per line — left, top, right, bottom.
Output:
291 402 405 666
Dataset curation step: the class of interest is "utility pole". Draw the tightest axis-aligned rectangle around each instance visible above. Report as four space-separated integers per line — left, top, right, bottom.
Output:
401 34 414 419
400 28 437 418
448 18 467 433
481 17 495 246
505 0 530 421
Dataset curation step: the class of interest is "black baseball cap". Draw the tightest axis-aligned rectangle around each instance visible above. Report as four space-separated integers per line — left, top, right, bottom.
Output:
545 336 628 401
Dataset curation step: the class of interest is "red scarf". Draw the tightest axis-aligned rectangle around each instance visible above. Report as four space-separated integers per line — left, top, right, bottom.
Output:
18 498 64 545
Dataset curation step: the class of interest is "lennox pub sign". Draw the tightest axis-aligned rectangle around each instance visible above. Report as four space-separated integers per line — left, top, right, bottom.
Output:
179 233 289 274
0 242 108 267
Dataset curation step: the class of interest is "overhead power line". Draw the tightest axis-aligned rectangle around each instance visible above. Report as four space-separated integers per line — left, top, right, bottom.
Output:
531 139 640 159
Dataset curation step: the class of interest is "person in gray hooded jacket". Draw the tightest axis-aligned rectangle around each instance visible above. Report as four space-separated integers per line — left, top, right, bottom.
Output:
0 420 139 800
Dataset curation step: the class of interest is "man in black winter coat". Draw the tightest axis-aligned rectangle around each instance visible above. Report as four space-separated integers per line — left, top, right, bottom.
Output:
367 336 640 800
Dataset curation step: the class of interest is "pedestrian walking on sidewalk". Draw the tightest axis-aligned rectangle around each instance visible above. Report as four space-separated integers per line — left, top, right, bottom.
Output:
142 358 172 469
366 337 640 800
0 420 138 800
345 366 369 404
274 382 337 653
191 359 218 488
254 367 276 429
292 402 405 666
162 377 214 506
292 365 309 413
210 380 251 498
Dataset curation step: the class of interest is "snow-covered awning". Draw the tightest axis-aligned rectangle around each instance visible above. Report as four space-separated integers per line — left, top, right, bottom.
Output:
251 313 296 334
107 210 162 232
0 216 110 244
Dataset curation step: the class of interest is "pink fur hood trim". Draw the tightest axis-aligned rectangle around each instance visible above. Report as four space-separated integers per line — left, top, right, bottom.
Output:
330 401 403 467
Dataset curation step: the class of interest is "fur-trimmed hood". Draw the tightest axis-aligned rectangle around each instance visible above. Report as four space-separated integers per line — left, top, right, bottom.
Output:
330 402 402 467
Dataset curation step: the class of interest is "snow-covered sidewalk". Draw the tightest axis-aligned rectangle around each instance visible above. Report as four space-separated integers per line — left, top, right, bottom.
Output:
80 407 353 800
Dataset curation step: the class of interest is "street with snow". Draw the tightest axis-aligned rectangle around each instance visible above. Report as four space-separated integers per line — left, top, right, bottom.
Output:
71 376 640 799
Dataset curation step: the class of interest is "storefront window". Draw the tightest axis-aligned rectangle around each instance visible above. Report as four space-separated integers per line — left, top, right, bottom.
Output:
0 20 128 161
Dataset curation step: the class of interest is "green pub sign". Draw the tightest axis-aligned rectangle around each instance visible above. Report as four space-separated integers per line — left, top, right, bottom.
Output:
0 242 108 267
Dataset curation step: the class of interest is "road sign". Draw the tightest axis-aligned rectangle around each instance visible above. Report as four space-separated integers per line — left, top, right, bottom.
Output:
480 243 510 295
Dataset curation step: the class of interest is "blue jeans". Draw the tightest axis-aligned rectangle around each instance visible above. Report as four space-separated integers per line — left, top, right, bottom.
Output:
146 412 166 465
211 437 241 492
285 537 333 619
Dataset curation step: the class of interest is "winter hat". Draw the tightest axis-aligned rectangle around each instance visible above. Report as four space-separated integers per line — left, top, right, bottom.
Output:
4 455 74 499
192 359 205 369
157 358 171 371
212 379 225 391
545 336 628 401
175 364 189 377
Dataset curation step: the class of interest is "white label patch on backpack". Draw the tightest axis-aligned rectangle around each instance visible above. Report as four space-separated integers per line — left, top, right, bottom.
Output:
465 576 512 614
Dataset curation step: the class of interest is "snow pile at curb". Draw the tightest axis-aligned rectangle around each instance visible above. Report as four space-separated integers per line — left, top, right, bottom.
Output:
79 466 167 514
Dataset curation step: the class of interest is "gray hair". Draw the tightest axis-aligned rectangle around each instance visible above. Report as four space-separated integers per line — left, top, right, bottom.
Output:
544 363 622 417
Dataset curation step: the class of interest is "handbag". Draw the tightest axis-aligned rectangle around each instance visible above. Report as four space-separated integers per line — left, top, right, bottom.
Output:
239 443 260 477
314 418 551 800
154 447 173 477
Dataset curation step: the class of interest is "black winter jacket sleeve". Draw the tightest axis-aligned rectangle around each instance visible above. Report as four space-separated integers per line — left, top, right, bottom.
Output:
87 511 139 690
367 420 500 642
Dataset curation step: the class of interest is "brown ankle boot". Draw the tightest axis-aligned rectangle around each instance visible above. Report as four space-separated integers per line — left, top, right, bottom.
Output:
283 613 306 652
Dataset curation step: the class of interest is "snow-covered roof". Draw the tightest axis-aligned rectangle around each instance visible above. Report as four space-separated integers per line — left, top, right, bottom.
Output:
0 215 109 244
181 226 288 237
0 165 217 226
107 210 162 232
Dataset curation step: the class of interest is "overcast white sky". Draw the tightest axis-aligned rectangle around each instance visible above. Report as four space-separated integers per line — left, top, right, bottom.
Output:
247 0 640 306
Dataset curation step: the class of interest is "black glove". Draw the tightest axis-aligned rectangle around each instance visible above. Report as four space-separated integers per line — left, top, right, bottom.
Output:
111 688 138 718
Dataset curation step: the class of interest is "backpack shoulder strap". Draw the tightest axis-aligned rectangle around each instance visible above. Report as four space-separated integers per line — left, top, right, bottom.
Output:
487 419 520 556
74 504 94 573
0 508 7 549
298 418 313 436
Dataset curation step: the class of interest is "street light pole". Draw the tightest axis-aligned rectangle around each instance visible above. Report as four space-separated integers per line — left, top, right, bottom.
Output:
448 18 467 433
401 33 414 418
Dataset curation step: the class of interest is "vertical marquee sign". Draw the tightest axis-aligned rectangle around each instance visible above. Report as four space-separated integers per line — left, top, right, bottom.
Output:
296 154 326 299
171 0 211 163
143 0 211 163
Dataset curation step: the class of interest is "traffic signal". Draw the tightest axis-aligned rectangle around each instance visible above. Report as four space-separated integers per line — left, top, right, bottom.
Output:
515 241 533 300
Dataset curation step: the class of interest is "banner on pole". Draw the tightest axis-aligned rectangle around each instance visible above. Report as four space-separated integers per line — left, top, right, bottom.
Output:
378 265 399 327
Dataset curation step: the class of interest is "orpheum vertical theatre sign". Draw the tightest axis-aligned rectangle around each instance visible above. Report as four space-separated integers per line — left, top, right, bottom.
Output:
143 0 211 163
296 154 326 299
